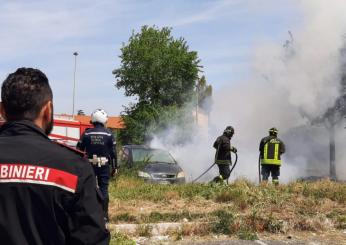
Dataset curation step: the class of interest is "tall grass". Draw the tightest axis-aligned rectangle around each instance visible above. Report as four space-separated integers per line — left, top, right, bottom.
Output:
109 171 346 237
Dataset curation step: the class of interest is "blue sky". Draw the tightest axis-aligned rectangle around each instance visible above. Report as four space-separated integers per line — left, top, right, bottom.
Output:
0 0 302 115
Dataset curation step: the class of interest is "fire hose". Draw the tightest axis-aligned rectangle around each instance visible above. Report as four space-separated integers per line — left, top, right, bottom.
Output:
192 152 238 183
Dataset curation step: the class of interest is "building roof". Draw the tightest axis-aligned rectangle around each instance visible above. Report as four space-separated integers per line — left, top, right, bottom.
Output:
75 115 125 129
56 114 125 129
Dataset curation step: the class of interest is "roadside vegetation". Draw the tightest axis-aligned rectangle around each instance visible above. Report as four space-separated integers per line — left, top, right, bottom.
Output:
109 170 346 243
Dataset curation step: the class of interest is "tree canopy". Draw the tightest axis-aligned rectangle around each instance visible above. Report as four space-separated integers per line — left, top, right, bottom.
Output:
113 26 202 144
113 26 200 107
77 109 85 116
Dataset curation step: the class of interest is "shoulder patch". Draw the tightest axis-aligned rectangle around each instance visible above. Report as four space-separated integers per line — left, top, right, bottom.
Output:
269 138 280 144
54 141 86 158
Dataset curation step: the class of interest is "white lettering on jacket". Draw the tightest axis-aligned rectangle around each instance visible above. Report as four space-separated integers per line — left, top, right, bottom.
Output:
0 164 49 181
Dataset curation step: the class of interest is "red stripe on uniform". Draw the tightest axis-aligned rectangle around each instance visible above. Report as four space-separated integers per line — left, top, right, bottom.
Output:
46 168 78 192
0 164 78 193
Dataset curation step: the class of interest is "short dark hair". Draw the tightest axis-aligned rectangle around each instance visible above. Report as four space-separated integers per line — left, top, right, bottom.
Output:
1 68 53 121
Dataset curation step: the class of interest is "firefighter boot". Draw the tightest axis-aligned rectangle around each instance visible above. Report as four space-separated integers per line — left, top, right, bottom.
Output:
272 179 279 186
212 175 223 184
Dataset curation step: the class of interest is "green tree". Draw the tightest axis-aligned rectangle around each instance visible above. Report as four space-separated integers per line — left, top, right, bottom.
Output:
77 109 85 116
113 25 200 107
113 26 201 144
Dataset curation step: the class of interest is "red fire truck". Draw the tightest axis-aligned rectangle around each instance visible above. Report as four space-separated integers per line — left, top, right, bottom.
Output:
50 115 92 147
0 115 92 148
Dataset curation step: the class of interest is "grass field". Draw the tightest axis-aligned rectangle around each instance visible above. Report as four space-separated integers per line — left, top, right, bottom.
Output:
108 169 346 244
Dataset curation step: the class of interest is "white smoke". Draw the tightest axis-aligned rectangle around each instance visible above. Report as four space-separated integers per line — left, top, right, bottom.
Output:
151 0 346 183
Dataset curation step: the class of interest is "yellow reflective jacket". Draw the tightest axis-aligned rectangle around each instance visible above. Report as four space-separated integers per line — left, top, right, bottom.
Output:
259 136 285 165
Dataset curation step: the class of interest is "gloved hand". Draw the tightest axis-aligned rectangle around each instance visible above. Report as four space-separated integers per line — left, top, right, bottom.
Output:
111 168 118 177
231 146 237 153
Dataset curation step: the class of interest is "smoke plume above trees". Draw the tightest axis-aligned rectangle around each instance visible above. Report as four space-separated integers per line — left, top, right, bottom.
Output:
153 0 346 182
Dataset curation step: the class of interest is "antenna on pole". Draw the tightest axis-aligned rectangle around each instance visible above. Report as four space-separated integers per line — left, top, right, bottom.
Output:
72 52 78 119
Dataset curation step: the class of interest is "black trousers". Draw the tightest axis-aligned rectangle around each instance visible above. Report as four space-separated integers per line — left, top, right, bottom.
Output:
93 165 110 219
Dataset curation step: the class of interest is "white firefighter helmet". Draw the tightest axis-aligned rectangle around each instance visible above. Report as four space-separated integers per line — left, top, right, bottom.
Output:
91 109 108 125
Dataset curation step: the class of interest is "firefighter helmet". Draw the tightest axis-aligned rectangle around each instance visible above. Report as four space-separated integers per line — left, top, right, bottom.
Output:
224 126 234 138
91 109 108 125
269 127 278 136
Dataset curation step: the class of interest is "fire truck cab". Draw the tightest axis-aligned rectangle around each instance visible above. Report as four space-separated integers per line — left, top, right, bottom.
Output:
50 115 92 147
0 115 92 148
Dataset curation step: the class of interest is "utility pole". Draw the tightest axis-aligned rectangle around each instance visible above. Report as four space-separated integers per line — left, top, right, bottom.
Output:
72 52 78 119
328 112 337 181
329 124 336 180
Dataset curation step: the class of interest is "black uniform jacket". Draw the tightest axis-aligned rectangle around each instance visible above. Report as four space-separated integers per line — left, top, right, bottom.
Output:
213 134 232 163
0 121 110 245
77 124 117 168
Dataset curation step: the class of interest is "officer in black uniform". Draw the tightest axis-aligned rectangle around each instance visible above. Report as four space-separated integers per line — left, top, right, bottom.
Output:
213 126 237 183
259 127 285 185
77 109 117 222
0 68 110 245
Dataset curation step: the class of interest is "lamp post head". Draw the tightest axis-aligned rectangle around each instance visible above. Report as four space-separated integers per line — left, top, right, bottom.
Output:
73 52 78 56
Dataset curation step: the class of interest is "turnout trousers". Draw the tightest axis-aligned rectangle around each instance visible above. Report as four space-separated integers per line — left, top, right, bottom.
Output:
261 164 280 184
213 164 231 183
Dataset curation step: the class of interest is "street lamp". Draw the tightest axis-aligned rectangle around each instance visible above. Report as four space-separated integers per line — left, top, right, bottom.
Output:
72 52 78 119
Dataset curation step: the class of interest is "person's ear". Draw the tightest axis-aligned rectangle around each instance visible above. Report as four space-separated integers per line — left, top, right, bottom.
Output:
41 100 52 123
0 102 7 120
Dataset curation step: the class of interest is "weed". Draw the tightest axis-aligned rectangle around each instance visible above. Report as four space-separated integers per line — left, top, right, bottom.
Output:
237 228 258 240
139 211 206 223
180 222 210 236
264 215 286 233
215 188 252 211
113 213 137 223
336 215 346 229
136 224 152 237
165 190 180 200
246 206 266 232
294 216 320 231
110 231 135 245
326 209 345 219
174 229 183 241
211 210 234 235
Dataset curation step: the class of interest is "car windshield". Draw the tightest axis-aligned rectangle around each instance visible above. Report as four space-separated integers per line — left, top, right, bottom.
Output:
132 148 176 164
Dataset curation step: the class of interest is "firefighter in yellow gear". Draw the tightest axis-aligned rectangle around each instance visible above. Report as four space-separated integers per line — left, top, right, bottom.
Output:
259 127 285 185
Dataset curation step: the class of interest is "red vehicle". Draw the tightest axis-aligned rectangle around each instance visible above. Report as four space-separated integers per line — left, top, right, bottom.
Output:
0 116 92 148
50 116 93 147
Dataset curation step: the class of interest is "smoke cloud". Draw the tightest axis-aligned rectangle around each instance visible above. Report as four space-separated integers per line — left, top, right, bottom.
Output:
151 0 346 183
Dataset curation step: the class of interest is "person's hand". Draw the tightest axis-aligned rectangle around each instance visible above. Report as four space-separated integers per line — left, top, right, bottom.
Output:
111 168 118 177
231 146 237 153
